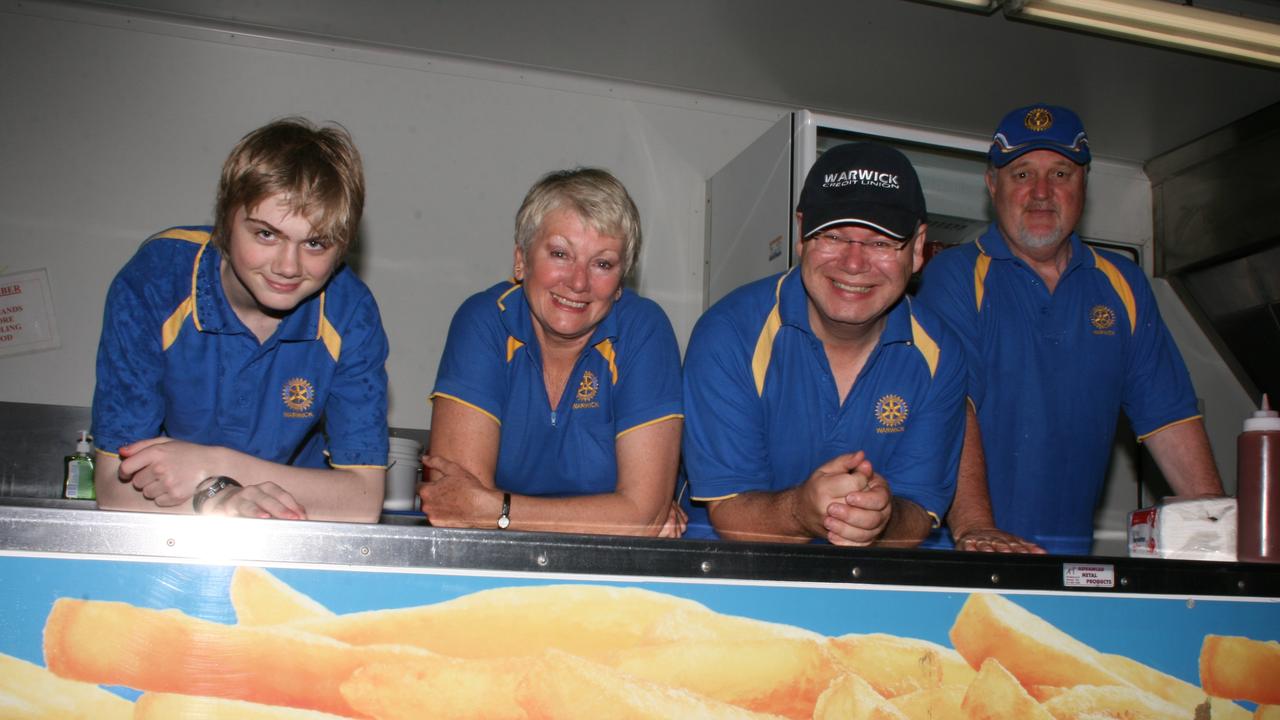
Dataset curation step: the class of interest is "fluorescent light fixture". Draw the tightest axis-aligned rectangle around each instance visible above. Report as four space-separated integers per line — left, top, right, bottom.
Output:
1005 0 1280 68
925 0 1002 11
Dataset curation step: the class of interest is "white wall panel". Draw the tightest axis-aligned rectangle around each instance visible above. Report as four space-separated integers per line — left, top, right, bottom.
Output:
0 3 782 430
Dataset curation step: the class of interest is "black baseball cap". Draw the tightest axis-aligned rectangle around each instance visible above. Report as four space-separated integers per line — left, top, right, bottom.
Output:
796 142 926 241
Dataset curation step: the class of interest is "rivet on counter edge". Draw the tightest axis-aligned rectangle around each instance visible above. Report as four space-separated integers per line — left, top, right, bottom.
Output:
1238 580 1247 592
1119 576 1129 586
536 553 549 567
360 546 370 556
165 538 175 547
990 573 1000 584
700 561 712 573
851 567 862 579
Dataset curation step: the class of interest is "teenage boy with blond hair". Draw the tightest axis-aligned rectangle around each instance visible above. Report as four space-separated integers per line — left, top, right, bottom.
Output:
93 118 389 522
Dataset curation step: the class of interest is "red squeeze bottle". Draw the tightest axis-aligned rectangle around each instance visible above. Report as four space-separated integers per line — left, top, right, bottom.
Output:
1238 394 1280 563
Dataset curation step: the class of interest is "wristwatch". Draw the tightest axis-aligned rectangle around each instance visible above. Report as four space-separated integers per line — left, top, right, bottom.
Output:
497 492 511 529
192 476 242 514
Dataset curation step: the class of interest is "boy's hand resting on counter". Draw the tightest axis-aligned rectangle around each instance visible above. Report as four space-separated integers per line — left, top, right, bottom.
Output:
118 437 225 506
118 437 306 520
199 479 307 520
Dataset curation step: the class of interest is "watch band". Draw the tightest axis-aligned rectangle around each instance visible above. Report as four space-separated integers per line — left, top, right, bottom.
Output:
192 476 242 514
497 492 511 529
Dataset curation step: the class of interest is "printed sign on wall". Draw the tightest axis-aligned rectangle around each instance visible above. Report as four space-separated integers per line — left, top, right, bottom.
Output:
0 269 60 358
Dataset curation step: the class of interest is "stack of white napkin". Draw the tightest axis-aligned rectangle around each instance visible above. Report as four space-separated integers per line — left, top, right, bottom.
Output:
1128 497 1237 562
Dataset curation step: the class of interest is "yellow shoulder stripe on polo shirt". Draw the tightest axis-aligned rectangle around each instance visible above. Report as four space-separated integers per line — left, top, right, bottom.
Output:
973 253 992 312
506 336 524 363
909 312 941 378
317 292 341 362
190 237 210 332
1089 247 1137 333
149 227 211 245
595 338 619 384
161 296 195 351
496 282 521 312
750 272 789 397
161 235 211 350
498 282 525 362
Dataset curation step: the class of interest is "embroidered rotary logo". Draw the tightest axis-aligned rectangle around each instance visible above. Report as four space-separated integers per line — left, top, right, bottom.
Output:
282 377 316 412
1090 304 1116 332
1024 107 1053 132
875 394 909 430
576 370 600 404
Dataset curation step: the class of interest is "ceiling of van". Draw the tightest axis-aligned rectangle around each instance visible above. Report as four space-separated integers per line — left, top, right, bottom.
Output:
72 0 1280 164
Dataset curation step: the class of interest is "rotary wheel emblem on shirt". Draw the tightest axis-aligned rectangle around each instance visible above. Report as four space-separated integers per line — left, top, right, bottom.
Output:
282 377 316 412
576 371 600 404
1090 305 1116 331
875 394 909 429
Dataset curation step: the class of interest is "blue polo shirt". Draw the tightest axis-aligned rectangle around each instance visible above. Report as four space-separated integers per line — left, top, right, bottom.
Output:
683 269 965 540
92 227 390 469
916 226 1200 554
430 281 683 497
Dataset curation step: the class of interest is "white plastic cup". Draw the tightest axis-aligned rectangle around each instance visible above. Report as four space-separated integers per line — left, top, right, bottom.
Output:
385 436 423 511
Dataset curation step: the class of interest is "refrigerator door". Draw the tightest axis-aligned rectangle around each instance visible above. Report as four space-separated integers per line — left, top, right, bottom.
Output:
704 112 797 309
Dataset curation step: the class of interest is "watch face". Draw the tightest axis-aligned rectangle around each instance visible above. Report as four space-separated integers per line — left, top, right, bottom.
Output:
497 515 510 529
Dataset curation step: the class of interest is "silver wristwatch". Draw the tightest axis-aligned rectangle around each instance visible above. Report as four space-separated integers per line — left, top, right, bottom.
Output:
192 476 242 514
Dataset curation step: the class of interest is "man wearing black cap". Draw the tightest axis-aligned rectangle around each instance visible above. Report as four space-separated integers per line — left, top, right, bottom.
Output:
681 142 966 545
917 104 1223 555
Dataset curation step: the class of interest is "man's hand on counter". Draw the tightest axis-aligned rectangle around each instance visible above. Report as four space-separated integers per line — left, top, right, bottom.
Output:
952 526 1047 554
822 455 892 547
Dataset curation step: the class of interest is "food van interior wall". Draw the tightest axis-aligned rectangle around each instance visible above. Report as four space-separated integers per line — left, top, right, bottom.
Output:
0 2 1250 545
0 2 784 434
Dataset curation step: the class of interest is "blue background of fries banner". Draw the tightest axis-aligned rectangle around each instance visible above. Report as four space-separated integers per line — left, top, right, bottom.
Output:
1 553 1277 700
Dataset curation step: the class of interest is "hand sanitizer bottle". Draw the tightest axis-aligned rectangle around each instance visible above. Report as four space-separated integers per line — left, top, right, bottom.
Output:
63 431 95 500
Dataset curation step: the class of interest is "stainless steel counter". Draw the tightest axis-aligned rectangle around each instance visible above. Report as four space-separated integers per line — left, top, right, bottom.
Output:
1 500 1275 597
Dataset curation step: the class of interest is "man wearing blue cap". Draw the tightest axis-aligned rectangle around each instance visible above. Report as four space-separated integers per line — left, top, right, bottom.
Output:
917 104 1224 555
683 142 966 545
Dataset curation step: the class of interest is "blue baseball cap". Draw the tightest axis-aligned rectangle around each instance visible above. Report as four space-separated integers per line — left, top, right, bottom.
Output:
988 104 1091 168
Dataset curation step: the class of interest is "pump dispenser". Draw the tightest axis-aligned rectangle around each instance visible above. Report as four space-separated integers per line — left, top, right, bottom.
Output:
63 431 95 500
1238 395 1280 563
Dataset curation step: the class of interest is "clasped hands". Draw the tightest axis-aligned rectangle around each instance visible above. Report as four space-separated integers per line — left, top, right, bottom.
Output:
799 451 892 546
117 437 305 520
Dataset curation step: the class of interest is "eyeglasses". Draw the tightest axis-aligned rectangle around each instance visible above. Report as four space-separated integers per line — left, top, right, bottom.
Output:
806 231 911 260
